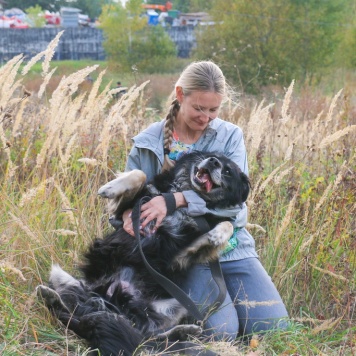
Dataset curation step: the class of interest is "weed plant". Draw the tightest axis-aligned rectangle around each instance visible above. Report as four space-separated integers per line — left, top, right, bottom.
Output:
0 38 355 355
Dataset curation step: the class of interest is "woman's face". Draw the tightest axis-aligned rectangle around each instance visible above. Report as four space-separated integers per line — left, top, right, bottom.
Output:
176 89 223 132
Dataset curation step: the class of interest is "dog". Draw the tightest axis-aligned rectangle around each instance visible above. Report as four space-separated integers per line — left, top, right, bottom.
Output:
37 151 250 356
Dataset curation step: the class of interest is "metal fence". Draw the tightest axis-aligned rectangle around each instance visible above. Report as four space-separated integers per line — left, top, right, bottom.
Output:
0 26 196 63
0 27 105 63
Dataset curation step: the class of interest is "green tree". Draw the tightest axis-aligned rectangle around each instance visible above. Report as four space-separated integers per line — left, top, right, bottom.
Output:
194 0 351 92
100 0 177 73
25 5 47 27
5 0 53 11
171 0 213 12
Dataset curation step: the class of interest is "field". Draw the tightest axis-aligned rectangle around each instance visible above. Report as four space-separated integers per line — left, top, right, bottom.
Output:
0 46 355 355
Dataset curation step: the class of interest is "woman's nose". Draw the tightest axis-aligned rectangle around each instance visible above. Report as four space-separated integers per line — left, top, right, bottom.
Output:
199 110 211 121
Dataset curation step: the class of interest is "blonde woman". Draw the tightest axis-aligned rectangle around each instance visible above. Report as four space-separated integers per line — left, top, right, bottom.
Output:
119 61 288 340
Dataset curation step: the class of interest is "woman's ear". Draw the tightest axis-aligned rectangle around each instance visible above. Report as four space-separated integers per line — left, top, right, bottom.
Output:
176 86 184 103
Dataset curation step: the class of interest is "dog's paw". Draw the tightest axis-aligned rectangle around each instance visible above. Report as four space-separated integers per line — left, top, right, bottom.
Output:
36 285 70 312
155 324 202 340
98 170 146 199
208 221 234 246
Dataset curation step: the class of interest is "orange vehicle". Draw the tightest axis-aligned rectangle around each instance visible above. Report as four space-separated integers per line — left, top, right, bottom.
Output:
142 1 172 12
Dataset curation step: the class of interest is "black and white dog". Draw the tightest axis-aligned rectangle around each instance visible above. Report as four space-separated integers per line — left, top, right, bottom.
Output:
37 152 250 356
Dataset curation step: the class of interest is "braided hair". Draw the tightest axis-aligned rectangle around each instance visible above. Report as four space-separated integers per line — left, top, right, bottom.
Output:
162 61 230 171
162 98 180 171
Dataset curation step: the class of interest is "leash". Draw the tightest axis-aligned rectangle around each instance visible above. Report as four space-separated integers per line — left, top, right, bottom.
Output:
131 196 227 325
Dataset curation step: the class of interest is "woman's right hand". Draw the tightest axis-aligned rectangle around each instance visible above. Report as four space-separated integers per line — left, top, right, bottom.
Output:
122 209 134 236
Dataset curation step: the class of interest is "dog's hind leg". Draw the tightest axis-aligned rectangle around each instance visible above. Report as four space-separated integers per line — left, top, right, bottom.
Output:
98 169 146 215
149 298 191 331
98 170 146 199
172 221 234 269
36 284 70 313
37 265 87 315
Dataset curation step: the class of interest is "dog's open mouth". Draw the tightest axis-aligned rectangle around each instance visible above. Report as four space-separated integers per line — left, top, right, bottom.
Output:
194 168 216 192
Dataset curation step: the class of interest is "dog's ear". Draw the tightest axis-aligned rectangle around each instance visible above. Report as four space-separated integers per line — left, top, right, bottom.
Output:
237 172 250 204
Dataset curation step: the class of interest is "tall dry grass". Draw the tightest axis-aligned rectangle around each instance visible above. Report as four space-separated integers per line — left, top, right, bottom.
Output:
0 37 355 354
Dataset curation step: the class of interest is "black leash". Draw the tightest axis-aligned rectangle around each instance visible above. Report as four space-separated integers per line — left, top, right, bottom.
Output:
131 196 227 325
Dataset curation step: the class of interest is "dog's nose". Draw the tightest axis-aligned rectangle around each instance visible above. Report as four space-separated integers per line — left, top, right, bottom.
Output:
208 157 222 168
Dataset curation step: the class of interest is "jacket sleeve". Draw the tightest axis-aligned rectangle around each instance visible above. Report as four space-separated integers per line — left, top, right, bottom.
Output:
125 146 142 171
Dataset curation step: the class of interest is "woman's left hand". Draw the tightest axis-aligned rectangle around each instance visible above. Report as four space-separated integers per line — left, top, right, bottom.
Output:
140 195 167 231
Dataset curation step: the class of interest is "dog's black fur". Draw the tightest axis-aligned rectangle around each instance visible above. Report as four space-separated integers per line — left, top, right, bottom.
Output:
37 151 250 356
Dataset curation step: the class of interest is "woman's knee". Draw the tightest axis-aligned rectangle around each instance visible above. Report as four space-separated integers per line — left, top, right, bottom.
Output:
202 305 239 341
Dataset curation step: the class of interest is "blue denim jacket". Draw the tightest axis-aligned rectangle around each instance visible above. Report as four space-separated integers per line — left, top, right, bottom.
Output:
125 118 258 261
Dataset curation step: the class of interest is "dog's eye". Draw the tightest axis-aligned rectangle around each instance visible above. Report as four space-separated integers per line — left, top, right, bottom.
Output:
224 168 231 175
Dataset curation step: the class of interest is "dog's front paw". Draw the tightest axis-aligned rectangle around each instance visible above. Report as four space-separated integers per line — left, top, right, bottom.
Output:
98 170 146 199
208 221 234 246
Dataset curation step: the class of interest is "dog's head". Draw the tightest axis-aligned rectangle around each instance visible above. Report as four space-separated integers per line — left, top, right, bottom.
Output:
174 152 250 208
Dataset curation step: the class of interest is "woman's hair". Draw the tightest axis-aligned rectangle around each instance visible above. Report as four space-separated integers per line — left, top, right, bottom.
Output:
162 61 230 171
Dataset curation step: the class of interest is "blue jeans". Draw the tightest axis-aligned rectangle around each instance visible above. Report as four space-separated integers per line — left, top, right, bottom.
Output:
172 257 289 340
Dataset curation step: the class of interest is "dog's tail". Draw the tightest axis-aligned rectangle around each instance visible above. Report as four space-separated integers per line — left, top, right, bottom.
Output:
62 311 143 356
37 265 145 356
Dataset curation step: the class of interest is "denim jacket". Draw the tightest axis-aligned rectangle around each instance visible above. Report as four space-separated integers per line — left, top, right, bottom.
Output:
125 118 258 261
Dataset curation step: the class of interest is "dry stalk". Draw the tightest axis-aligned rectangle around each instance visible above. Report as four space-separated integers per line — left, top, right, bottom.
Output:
303 196 311 225
21 30 64 76
42 31 64 76
280 80 295 124
274 166 294 185
309 263 348 282
324 89 343 128
245 99 274 158
96 81 150 164
36 65 98 168
54 182 77 226
0 262 26 281
274 187 299 248
311 317 343 335
299 233 315 253
52 229 77 236
78 158 99 166
8 212 41 244
18 176 55 207
246 223 267 234
11 95 28 135
256 161 288 196
38 67 57 99
319 125 356 149
0 54 24 109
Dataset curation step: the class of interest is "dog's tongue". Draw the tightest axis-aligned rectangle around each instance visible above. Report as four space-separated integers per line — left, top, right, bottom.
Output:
200 173 213 192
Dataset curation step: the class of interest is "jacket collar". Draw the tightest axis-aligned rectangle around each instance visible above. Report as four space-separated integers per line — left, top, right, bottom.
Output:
132 119 221 162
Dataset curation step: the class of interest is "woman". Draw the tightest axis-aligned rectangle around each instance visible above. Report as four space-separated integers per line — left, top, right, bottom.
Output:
120 61 288 340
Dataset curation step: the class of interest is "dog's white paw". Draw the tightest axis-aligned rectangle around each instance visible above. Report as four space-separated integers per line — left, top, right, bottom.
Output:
208 221 234 246
98 170 146 199
155 324 202 340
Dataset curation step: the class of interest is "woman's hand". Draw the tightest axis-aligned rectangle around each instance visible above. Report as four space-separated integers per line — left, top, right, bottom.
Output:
140 195 167 231
140 193 187 231
123 193 187 236
122 208 134 236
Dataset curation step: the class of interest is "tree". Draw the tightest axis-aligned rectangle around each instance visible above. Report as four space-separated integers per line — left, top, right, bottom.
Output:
194 0 351 92
170 0 214 12
100 0 177 73
25 5 47 27
5 0 54 11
